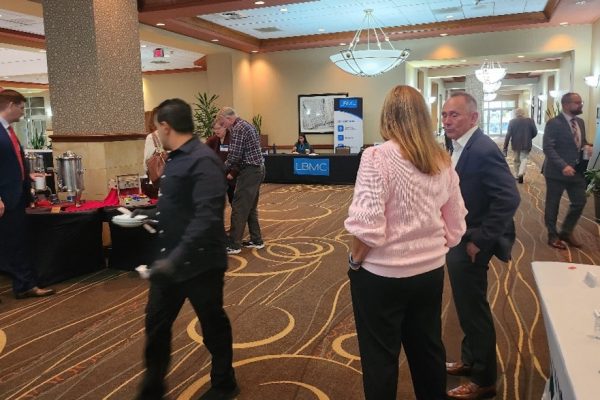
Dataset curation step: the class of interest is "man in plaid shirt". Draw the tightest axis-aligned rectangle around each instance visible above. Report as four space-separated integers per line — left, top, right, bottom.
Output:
217 107 265 254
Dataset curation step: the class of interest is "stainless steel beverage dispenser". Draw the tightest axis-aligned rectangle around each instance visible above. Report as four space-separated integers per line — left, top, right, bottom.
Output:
24 152 47 192
55 151 85 206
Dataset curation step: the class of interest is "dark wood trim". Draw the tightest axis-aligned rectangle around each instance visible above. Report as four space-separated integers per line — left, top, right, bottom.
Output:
142 67 204 75
543 0 562 20
0 80 48 89
50 134 147 142
0 27 45 49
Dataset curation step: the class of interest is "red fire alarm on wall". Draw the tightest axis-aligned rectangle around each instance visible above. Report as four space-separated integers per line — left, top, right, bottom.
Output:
153 48 164 58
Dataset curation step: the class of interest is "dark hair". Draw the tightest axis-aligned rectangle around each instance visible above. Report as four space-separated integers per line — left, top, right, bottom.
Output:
561 92 579 106
295 134 309 146
0 89 26 111
155 98 194 133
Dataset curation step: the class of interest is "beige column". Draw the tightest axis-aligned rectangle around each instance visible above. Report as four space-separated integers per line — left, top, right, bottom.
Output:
42 0 145 199
465 74 484 128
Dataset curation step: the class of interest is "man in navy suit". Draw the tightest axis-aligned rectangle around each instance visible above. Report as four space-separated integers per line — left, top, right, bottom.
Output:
0 89 55 299
442 92 520 400
543 92 592 249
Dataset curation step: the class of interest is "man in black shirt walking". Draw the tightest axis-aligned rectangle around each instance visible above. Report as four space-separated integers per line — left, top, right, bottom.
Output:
135 99 238 400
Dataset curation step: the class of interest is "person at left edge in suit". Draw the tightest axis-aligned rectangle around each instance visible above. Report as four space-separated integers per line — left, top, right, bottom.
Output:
542 92 593 249
442 92 520 400
0 89 55 300
133 99 238 400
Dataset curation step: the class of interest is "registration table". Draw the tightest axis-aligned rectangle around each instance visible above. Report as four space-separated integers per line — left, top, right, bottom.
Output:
532 261 600 400
264 154 361 185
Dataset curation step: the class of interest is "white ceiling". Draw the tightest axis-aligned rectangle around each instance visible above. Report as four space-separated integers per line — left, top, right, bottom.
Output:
0 9 204 84
199 0 549 39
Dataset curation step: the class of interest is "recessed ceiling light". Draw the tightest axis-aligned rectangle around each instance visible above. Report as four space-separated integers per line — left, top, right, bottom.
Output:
318 28 325 32
211 39 219 42
440 33 448 37
575 1 587 5
141 45 147 48
251 50 258 53
517 55 525 58
254 1 265 4
280 8 288 12
156 22 165 26
559 21 568 26
340 42 346 46
446 15 454 19
460 59 467 62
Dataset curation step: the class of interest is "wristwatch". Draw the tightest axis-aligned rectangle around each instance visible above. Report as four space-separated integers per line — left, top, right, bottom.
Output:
348 253 362 271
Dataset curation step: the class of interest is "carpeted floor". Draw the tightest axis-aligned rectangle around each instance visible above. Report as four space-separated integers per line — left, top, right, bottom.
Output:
1 149 598 400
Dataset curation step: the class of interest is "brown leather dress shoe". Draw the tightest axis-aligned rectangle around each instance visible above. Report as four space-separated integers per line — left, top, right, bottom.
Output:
447 382 496 399
15 287 55 299
547 238 567 250
558 233 582 248
446 361 472 376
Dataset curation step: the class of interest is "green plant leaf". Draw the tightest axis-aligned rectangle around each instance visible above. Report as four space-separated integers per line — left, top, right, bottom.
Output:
193 92 220 138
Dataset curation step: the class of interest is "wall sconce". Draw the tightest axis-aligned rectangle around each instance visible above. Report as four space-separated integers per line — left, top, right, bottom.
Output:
584 75 600 88
538 93 548 102
428 96 437 104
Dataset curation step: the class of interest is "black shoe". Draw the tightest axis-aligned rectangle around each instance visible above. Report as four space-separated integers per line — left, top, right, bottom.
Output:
517 175 524 184
197 385 240 400
241 240 265 249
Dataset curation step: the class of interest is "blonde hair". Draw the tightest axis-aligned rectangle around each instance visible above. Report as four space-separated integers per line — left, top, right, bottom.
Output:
380 85 450 175
514 108 525 117
217 106 237 119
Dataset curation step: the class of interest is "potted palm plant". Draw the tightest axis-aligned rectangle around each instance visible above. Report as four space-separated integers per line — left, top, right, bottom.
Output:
584 168 600 222
193 93 220 139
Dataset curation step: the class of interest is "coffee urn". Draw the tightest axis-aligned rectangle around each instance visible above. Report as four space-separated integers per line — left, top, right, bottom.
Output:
24 152 48 192
55 151 85 206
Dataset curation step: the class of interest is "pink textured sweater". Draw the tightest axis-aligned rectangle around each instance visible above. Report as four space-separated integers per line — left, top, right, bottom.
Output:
345 140 467 278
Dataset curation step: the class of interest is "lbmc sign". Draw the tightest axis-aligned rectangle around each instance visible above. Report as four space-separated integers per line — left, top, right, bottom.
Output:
293 158 330 176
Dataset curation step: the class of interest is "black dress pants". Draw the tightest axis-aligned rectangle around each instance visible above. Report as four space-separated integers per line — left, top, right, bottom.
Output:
0 207 37 294
544 175 587 239
446 241 497 387
349 266 446 400
137 269 235 400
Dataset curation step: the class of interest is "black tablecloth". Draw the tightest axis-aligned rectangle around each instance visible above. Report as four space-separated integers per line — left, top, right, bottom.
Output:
26 209 105 286
264 154 361 185
104 206 157 270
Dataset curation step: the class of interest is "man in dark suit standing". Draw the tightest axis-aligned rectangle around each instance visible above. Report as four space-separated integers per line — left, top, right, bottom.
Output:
0 89 55 300
442 92 520 400
134 99 238 400
503 108 538 183
543 92 592 249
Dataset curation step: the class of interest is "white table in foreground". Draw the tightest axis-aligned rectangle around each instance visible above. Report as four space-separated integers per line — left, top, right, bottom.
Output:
532 261 600 400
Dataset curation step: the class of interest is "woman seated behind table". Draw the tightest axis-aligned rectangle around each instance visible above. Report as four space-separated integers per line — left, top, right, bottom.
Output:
205 120 238 204
291 134 313 154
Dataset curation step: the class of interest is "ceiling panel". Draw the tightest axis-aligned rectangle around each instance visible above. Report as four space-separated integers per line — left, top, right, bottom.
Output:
198 0 548 39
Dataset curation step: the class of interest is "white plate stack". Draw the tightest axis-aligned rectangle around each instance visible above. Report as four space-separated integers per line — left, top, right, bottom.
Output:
112 214 148 228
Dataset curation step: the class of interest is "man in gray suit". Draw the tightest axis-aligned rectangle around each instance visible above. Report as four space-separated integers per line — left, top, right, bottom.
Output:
543 92 593 249
503 108 538 183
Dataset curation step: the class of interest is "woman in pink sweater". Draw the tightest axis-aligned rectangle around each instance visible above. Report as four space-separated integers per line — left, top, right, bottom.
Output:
345 85 467 400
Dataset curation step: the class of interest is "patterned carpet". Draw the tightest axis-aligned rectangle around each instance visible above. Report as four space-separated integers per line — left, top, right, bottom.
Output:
0 150 598 400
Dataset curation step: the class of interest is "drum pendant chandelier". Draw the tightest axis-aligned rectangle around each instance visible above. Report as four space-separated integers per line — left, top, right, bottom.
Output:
330 9 410 77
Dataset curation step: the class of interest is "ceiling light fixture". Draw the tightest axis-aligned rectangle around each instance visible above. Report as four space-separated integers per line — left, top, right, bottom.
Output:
538 93 548 102
584 74 600 88
484 92 497 102
559 22 569 26
141 45 147 48
549 89 561 98
280 8 288 12
483 81 502 93
329 9 410 77
318 28 325 32
440 33 448 37
475 59 506 84
517 55 524 58
211 39 219 42
255 1 265 5
575 1 586 5
156 22 165 26
251 50 258 53
446 15 454 19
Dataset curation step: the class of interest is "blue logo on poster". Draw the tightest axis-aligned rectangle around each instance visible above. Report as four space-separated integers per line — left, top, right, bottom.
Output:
339 99 358 108
337 134 344 141
337 125 344 132
294 158 330 176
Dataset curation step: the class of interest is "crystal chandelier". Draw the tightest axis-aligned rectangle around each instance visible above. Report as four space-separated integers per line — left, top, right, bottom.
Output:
330 9 410 77
484 92 497 102
483 81 501 93
475 60 506 84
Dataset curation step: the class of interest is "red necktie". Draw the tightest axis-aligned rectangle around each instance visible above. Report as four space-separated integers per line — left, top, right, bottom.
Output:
570 118 581 150
7 125 25 180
